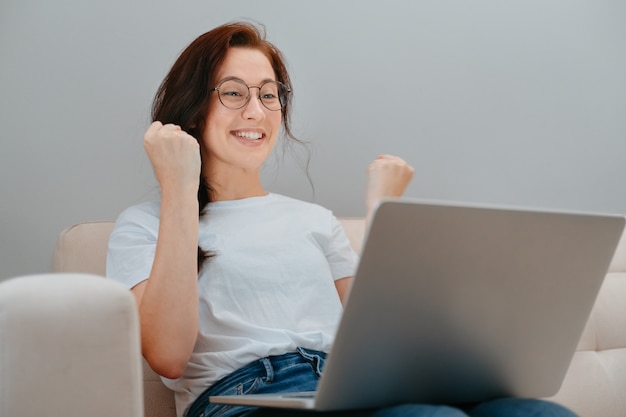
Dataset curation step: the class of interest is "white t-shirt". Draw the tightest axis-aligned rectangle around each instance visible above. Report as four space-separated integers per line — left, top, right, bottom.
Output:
106 193 358 416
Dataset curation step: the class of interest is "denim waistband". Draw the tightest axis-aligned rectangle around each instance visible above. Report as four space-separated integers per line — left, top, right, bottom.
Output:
185 348 327 417
262 347 326 379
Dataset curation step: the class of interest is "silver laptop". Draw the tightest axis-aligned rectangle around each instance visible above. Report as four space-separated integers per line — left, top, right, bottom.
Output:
210 199 625 411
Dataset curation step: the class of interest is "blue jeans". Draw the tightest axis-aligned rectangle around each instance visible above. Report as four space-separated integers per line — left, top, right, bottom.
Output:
185 348 578 417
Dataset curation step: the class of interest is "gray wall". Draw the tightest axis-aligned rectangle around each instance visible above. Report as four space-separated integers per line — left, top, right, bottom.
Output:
1 0 625 281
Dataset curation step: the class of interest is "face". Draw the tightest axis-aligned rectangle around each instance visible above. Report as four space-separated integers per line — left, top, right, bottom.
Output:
202 47 282 175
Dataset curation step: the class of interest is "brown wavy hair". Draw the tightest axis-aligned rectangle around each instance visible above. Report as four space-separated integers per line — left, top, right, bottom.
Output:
150 21 299 271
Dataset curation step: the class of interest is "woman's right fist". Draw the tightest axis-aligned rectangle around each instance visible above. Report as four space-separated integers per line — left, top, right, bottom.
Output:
143 121 201 192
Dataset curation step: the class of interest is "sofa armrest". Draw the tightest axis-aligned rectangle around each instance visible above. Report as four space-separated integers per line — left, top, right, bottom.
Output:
0 273 143 417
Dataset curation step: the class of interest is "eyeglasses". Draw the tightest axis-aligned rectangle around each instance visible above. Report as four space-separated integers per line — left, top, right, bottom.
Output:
212 78 291 111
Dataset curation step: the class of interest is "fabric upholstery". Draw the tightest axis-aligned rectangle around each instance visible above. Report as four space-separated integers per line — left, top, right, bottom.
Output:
546 272 626 416
0 273 143 417
542 222 626 417
49 217 626 417
53 221 114 276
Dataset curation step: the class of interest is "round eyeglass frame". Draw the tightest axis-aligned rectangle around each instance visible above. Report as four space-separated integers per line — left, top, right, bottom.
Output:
212 78 291 111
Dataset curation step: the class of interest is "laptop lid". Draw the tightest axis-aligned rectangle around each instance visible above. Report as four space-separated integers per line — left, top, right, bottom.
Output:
212 199 625 411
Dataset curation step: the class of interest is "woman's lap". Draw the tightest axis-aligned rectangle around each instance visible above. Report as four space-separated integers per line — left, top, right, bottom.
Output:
185 349 577 417
467 398 578 417
248 400 576 417
247 399 576 417
249 404 467 417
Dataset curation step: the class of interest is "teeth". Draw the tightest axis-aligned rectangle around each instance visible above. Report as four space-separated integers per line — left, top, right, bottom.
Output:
235 131 262 140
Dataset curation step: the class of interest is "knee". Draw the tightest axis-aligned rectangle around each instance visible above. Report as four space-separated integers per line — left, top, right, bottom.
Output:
469 398 578 417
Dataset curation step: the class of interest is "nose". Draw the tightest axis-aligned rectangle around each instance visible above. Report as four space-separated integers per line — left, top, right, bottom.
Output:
241 88 265 120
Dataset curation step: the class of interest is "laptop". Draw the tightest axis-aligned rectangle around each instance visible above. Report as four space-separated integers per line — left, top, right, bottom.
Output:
210 198 625 411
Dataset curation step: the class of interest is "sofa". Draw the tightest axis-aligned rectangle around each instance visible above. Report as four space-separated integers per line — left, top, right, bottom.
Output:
1 217 625 417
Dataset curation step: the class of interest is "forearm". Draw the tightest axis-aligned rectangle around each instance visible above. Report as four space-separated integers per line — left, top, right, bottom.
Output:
137 187 199 378
365 154 414 227
365 194 383 228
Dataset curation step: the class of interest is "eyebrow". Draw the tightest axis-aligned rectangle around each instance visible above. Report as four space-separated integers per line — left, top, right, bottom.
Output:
217 76 278 86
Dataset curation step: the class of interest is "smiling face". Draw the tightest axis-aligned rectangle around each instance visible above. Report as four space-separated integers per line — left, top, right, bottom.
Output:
201 47 282 179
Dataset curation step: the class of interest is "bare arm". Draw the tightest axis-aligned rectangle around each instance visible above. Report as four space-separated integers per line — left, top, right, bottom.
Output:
131 122 201 379
334 155 413 303
334 276 352 305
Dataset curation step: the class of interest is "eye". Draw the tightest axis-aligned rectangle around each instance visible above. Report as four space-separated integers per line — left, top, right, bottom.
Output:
260 82 280 100
222 89 244 97
218 80 248 98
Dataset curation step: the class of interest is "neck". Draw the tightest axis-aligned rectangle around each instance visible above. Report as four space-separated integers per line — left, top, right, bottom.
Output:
204 167 267 202
213 185 268 201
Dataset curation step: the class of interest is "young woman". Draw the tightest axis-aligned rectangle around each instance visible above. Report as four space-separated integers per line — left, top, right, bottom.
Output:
107 21 578 417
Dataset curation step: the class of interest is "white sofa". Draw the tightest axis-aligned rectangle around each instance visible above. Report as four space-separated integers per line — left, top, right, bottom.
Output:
1 217 625 417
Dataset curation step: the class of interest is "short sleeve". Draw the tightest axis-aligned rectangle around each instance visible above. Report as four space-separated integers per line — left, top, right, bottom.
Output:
325 215 359 280
106 201 160 289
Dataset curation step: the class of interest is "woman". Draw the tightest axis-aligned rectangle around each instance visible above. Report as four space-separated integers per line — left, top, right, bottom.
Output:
107 21 577 417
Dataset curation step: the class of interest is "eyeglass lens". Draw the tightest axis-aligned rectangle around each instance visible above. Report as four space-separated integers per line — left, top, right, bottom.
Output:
217 79 286 111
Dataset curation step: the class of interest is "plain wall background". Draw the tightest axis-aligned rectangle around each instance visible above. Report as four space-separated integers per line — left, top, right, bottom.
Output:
1 0 625 281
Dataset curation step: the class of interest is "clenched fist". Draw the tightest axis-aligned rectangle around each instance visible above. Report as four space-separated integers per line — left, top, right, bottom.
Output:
366 154 414 217
143 122 201 193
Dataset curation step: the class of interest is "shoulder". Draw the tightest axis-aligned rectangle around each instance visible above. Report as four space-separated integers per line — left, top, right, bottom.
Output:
117 200 160 219
113 200 161 234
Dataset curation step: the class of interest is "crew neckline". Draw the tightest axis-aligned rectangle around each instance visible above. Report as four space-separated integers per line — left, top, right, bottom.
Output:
208 193 277 208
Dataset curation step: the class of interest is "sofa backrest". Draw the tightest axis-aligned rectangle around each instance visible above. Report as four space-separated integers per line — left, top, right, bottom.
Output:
54 217 626 277
53 221 115 276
